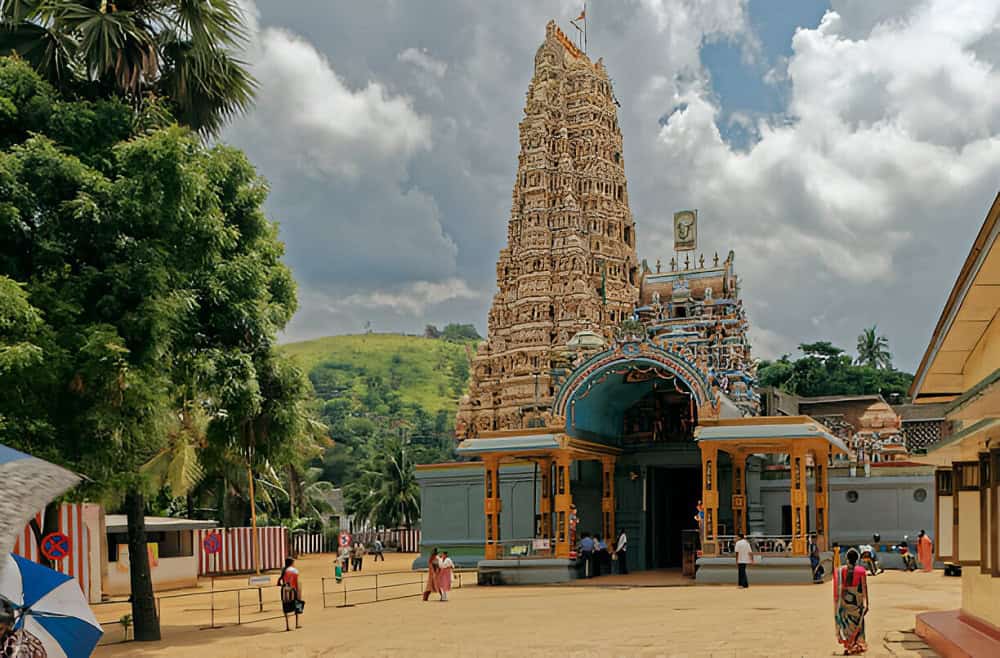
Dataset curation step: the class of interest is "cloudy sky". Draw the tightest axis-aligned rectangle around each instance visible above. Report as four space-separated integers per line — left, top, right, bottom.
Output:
223 1 1000 372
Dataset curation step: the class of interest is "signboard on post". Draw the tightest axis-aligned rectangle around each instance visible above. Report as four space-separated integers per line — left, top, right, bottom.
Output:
673 209 697 251
338 532 352 548
41 532 71 562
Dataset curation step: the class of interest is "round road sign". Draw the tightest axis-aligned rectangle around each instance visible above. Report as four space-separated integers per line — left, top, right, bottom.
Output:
202 532 222 555
338 532 352 548
41 532 71 562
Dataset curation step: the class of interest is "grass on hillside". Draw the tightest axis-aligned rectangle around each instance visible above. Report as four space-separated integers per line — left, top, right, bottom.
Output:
280 333 476 414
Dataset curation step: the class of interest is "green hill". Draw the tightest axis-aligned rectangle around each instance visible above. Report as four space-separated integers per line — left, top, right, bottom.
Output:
281 333 474 414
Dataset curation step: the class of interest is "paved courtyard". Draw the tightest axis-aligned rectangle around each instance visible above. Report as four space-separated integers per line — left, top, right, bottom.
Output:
94 554 959 657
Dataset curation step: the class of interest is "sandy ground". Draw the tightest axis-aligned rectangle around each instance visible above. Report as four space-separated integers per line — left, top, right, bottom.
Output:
93 554 959 658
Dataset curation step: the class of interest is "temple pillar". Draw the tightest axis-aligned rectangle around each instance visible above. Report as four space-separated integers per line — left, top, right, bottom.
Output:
701 443 719 556
601 456 616 542
790 445 808 556
730 451 746 537
483 456 501 560
538 457 553 544
554 451 574 558
814 449 829 551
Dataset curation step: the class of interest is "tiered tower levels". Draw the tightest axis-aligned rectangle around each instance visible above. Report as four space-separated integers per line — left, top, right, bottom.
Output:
456 22 640 436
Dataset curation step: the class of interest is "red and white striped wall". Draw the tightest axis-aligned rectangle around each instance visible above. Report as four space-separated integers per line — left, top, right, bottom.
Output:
293 529 421 555
13 503 93 601
196 527 287 576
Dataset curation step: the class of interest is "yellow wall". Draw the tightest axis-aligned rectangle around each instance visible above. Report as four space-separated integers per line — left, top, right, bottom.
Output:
963 313 1000 390
962 571 1000 627
938 495 954 557
958 491 981 562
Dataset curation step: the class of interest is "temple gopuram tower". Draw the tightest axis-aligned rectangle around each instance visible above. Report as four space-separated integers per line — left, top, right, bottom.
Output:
456 21 640 436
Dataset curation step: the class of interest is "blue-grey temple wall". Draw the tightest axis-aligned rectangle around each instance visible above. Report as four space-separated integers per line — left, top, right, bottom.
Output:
759 470 934 546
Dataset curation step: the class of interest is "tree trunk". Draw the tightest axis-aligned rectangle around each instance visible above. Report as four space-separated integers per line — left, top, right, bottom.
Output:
125 487 160 641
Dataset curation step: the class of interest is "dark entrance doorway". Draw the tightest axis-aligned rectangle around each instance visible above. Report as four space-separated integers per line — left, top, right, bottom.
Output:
646 466 702 568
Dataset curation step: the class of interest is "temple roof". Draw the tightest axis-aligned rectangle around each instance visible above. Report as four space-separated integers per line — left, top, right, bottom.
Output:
456 433 561 455
695 416 849 454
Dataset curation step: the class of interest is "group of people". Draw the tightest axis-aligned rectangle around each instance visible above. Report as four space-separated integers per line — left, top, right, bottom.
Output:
576 529 628 577
422 548 456 601
338 539 385 573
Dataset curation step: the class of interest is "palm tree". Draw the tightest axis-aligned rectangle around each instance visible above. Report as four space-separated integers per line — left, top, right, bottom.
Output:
346 437 420 530
0 0 255 134
856 325 892 369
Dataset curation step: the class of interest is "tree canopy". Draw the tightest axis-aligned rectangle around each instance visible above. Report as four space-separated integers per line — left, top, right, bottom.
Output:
758 337 912 399
0 0 255 135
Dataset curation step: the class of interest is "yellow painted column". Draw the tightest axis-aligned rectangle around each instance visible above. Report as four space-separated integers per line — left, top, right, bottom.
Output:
701 443 719 556
483 457 501 560
731 451 746 537
554 451 574 559
790 445 808 556
814 450 829 551
538 457 553 543
601 456 616 542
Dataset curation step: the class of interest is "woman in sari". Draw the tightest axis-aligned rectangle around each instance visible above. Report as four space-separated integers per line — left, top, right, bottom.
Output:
422 548 441 601
834 548 869 655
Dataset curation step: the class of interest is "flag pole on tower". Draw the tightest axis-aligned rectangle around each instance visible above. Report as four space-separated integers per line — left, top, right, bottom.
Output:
571 4 587 53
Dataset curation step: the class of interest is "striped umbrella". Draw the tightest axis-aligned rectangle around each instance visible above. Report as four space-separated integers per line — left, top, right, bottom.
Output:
0 445 80 567
1 553 102 657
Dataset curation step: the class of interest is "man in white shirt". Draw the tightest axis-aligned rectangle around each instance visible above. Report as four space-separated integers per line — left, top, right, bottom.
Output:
616 529 628 574
734 533 753 589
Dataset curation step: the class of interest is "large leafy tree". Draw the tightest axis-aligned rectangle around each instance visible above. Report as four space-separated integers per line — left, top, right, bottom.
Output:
856 325 892 369
0 57 299 640
0 0 254 134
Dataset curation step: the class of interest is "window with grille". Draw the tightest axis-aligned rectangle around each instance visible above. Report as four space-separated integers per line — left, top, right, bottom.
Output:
955 462 980 491
936 469 953 496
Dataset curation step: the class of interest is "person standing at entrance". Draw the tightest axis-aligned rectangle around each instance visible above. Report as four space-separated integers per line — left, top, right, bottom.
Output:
578 532 595 578
734 533 753 589
616 528 628 574
917 530 933 572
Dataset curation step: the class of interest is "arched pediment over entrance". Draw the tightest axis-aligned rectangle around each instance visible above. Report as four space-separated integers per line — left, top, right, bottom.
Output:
552 341 718 443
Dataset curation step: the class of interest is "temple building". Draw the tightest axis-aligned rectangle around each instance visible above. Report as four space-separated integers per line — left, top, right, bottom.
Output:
911 192 1000 656
417 20 933 584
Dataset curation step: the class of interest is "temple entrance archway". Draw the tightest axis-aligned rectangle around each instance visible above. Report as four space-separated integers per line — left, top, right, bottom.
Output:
548 342 719 571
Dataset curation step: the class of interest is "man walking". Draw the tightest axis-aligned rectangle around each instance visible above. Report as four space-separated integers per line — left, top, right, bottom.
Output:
372 538 385 562
616 528 628 574
578 532 595 578
734 533 753 589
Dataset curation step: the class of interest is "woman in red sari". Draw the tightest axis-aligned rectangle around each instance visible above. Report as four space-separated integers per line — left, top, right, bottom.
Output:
422 548 441 601
437 551 455 601
834 548 869 655
917 530 933 572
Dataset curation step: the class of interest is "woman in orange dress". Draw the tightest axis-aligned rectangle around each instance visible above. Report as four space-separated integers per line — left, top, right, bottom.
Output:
422 548 441 601
917 530 933 572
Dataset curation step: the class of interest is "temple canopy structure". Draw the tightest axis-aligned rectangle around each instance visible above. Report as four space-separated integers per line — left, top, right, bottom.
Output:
420 20 850 584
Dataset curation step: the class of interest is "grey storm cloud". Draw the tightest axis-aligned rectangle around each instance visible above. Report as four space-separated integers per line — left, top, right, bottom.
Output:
224 1 1000 372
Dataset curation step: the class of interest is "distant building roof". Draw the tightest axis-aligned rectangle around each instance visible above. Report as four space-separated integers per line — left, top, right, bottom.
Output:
893 402 949 421
105 515 217 534
798 394 885 405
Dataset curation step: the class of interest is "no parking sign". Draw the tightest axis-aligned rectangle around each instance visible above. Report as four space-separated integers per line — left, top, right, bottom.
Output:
203 532 222 555
41 532 71 562
338 532 352 548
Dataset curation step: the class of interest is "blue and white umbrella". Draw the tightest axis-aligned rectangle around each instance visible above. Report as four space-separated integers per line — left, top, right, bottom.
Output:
0 444 80 563
1 554 102 657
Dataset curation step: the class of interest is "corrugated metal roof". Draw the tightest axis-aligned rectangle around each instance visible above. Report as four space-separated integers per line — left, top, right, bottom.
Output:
456 434 561 455
695 422 849 453
105 515 218 534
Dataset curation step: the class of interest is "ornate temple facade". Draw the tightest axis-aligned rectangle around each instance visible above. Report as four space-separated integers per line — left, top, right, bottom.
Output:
420 20 931 583
456 21 756 438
